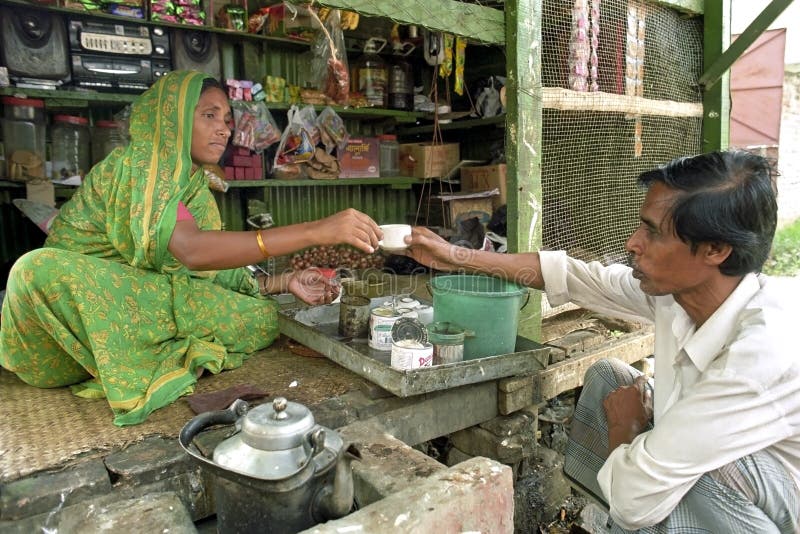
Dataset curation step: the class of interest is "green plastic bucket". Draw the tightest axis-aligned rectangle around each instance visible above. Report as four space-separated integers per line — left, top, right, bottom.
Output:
430 274 529 360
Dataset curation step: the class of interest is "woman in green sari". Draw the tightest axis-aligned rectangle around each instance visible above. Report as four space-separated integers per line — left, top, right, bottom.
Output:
0 71 381 426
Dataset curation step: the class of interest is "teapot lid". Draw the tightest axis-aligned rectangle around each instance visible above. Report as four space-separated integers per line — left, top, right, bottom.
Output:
240 397 316 451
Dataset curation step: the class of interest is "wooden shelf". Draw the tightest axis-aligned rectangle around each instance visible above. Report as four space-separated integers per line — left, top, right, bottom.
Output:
0 0 310 50
226 177 420 189
0 87 426 122
397 114 506 136
0 87 137 107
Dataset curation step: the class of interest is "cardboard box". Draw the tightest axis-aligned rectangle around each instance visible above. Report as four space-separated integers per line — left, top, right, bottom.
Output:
442 196 495 229
339 137 380 178
460 164 507 209
399 143 460 178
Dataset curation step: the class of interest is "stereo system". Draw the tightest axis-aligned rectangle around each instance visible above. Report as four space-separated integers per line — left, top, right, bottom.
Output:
68 18 171 91
0 6 71 87
0 7 224 93
171 29 221 82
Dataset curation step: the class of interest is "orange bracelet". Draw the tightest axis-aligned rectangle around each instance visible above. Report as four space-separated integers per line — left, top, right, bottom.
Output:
256 230 270 258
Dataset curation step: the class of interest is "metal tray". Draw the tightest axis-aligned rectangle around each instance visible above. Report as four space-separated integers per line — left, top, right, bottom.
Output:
278 303 550 397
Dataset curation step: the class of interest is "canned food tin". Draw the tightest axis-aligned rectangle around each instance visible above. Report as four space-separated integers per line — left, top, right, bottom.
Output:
368 306 402 351
395 307 418 319
338 295 371 338
390 339 433 370
398 297 421 309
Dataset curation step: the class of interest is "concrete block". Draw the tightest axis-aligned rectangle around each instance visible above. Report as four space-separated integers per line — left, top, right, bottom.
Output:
499 383 536 415
0 459 111 521
104 436 192 487
481 411 535 437
337 421 445 507
0 471 214 531
444 445 473 467
450 425 536 465
57 491 196 533
548 330 605 356
498 374 534 393
548 346 567 364
300 457 514 534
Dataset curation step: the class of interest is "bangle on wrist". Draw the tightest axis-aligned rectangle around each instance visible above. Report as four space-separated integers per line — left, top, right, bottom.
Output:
256 229 269 258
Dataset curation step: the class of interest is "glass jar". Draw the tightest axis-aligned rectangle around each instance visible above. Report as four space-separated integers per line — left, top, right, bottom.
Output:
51 114 91 180
1 96 46 181
379 134 399 177
388 57 413 111
91 120 128 165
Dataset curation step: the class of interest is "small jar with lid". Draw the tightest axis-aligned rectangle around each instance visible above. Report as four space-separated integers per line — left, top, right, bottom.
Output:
1 96 47 181
378 134 399 177
91 120 128 166
51 114 91 180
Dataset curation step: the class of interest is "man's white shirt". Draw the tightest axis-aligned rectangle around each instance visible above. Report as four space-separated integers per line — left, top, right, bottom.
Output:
540 250 800 529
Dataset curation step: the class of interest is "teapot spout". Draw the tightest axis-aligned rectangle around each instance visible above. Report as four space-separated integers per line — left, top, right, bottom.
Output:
315 443 361 520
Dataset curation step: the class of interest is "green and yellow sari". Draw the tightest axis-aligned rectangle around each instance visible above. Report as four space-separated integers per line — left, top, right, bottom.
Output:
0 71 279 426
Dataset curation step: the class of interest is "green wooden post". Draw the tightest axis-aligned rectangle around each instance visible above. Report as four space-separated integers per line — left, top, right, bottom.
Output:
702 0 731 152
506 0 543 341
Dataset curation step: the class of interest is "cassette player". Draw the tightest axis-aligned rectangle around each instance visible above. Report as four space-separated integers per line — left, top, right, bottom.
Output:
71 55 170 91
68 18 171 91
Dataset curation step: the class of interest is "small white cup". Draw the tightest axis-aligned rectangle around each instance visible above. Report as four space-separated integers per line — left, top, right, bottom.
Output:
379 224 412 249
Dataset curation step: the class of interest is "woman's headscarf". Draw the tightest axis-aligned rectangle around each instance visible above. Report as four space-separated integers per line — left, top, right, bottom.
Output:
46 70 222 273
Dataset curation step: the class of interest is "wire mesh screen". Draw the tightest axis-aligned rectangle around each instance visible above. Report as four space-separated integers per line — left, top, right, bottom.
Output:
539 0 704 265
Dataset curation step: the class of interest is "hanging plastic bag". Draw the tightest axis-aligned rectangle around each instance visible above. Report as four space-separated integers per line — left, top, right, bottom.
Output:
231 101 281 152
310 8 349 105
274 105 315 168
316 106 348 154
296 105 321 147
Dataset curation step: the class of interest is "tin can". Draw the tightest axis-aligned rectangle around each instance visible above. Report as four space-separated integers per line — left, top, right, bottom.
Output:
398 297 421 309
338 295 371 338
390 339 433 370
368 306 401 351
395 307 418 319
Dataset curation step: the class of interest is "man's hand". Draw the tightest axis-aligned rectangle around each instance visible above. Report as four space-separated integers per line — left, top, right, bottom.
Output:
604 375 653 455
403 226 469 272
287 269 340 305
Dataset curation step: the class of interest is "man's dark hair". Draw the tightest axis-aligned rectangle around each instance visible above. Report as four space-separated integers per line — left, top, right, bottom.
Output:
637 150 777 276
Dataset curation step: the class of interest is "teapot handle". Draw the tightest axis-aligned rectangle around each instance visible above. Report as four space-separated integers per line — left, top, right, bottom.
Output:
179 400 247 448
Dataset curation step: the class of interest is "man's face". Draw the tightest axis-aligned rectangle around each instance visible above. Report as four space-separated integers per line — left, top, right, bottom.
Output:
190 87 232 166
625 182 715 296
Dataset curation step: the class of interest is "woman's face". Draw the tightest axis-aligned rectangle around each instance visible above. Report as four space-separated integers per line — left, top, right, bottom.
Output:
191 86 232 167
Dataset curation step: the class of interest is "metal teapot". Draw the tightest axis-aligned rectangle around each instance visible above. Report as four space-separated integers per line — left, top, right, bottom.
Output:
179 397 359 534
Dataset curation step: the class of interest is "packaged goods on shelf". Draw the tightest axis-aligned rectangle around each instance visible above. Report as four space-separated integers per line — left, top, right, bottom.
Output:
339 137 379 178
224 146 263 180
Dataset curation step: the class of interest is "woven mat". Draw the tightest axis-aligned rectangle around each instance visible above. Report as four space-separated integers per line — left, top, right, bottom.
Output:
0 337 371 482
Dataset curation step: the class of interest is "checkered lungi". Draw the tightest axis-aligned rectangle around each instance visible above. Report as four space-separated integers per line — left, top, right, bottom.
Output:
564 358 800 533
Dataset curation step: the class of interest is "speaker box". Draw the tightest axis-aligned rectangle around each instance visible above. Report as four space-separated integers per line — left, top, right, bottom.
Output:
171 29 221 81
0 7 70 84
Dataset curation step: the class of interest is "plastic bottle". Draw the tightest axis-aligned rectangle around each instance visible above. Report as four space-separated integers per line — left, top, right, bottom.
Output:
51 114 91 180
379 134 399 177
352 38 388 108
